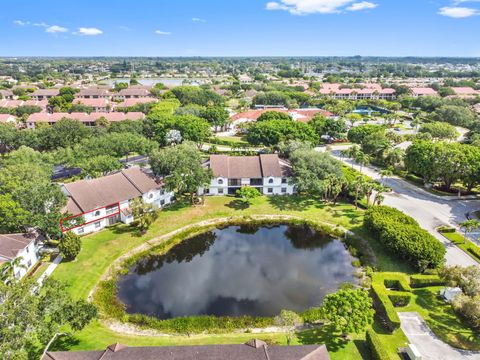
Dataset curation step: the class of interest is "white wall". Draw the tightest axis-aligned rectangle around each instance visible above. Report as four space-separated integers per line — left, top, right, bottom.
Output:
13 241 40 279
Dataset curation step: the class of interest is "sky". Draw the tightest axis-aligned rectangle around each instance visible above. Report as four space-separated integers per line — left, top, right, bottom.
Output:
1 0 480 57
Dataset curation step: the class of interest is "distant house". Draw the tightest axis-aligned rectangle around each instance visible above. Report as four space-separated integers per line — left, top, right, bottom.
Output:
200 154 295 196
30 89 60 101
0 114 16 123
76 88 111 99
0 99 48 111
230 108 334 126
319 83 396 100
26 112 145 128
73 98 112 112
116 97 157 108
451 87 479 97
474 103 480 114
42 340 330 360
114 88 152 101
61 167 174 235
0 232 42 280
410 87 438 97
0 89 14 100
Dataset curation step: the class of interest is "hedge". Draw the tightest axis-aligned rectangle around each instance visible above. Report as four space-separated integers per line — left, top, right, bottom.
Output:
387 292 411 307
410 274 444 288
371 283 401 331
383 277 412 292
467 246 480 261
364 206 445 271
366 329 396 360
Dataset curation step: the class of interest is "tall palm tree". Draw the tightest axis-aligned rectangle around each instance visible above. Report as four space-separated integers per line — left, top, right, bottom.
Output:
354 151 371 173
0 257 26 283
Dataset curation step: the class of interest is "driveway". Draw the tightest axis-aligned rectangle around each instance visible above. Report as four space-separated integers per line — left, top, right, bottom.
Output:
321 146 480 267
399 312 480 360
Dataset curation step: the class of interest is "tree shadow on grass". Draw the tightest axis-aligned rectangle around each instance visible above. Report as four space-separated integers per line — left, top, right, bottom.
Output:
267 195 316 212
296 325 349 353
49 333 80 352
224 199 249 211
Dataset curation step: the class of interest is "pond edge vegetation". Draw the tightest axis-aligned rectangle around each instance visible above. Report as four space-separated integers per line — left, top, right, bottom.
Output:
92 215 369 335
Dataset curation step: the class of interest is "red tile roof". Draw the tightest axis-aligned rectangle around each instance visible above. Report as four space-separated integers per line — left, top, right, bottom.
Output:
410 87 438 96
27 112 145 124
117 98 157 107
73 98 110 107
231 108 334 122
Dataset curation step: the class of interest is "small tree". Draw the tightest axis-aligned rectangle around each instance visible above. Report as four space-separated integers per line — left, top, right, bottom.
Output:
58 231 81 261
321 288 374 336
459 219 480 245
130 198 159 233
274 310 303 345
236 186 261 204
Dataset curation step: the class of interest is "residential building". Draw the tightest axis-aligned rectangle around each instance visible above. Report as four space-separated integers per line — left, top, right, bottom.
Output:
42 340 330 360
73 98 112 112
200 154 294 196
61 167 174 235
451 87 479 97
116 97 157 108
0 232 42 280
114 88 152 100
76 88 111 99
0 114 16 123
26 112 145 128
409 87 438 97
319 83 396 100
0 99 48 111
30 89 60 101
231 108 334 126
0 89 14 100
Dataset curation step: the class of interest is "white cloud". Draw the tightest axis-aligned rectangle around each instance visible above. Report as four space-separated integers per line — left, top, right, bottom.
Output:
192 17 207 23
13 20 29 26
265 0 376 14
439 6 479 18
346 1 377 11
77 27 103 36
33 22 49 27
46 25 68 33
155 30 171 35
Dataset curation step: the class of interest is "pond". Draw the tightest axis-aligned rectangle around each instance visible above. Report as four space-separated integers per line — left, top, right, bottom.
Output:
117 223 358 319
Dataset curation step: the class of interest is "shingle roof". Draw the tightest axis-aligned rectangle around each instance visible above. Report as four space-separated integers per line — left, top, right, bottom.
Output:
0 233 38 260
63 168 162 215
42 341 330 360
208 154 288 179
73 98 110 107
27 112 145 123
77 88 110 97
31 89 60 96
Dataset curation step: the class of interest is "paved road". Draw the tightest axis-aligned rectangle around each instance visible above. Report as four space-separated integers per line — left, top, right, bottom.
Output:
322 146 480 267
399 312 480 360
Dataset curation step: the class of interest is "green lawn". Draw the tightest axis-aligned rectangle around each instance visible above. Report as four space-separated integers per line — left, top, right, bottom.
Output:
439 230 480 264
50 195 414 356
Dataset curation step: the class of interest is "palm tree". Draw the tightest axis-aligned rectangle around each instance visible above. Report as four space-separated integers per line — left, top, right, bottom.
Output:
459 219 480 244
0 257 26 283
374 193 385 206
380 168 394 186
352 176 367 209
354 151 371 173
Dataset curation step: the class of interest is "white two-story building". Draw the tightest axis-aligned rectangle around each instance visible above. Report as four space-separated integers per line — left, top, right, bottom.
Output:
200 154 295 196
0 232 42 280
61 167 174 235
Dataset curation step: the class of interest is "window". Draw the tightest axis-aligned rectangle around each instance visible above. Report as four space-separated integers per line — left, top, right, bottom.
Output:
95 221 101 229
149 193 154 199
218 188 224 194
281 187 287 193
228 179 241 187
218 178 224 185
94 210 101 217
27 260 32 268
268 178 274 184
282 178 287 184
26 245 30 253
268 188 273 193
250 178 262 186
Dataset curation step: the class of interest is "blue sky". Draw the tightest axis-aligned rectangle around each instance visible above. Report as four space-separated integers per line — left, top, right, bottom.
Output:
1 0 479 57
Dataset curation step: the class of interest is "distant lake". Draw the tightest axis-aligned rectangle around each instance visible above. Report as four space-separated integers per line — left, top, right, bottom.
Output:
117 223 358 319
103 78 203 87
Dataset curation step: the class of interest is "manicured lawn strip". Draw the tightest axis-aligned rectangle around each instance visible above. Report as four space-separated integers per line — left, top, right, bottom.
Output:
439 230 480 263
27 261 50 282
52 320 365 360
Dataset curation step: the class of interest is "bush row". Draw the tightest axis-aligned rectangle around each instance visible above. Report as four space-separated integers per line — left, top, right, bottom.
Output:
366 329 396 360
410 274 444 288
467 245 480 261
383 277 412 292
387 292 411 307
364 206 445 271
371 283 401 331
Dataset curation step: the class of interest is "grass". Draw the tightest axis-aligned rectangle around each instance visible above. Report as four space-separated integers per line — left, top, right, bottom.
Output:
27 261 50 282
439 230 480 264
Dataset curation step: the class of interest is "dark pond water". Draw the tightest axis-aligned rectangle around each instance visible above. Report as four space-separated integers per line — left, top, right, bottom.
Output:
117 223 358 319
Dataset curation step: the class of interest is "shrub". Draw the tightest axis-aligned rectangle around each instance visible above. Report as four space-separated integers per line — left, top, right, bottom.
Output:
410 274 444 288
364 206 445 271
371 284 401 331
387 293 411 307
383 278 411 292
366 329 396 360
58 231 81 260
467 246 480 261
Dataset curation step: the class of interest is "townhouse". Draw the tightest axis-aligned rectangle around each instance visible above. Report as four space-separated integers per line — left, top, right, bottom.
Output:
61 167 174 235
0 99 48 111
409 87 438 97
26 112 145 128
114 88 152 101
76 88 111 99
0 114 16 123
0 89 14 100
116 97 158 108
73 98 112 112
30 89 60 101
200 154 295 196
230 108 335 126
0 232 42 280
450 87 479 98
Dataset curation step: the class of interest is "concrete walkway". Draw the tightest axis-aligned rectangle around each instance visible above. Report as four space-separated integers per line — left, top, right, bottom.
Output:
399 312 480 360
37 254 62 287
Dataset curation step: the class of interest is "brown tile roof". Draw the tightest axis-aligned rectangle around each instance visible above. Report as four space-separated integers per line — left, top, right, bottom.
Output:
73 98 110 107
77 88 110 97
117 98 157 107
208 154 288 178
42 341 330 360
0 233 38 260
31 89 60 96
118 88 151 96
63 168 162 215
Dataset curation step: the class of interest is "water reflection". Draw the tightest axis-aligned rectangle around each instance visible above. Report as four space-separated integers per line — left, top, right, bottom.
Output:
117 224 358 318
